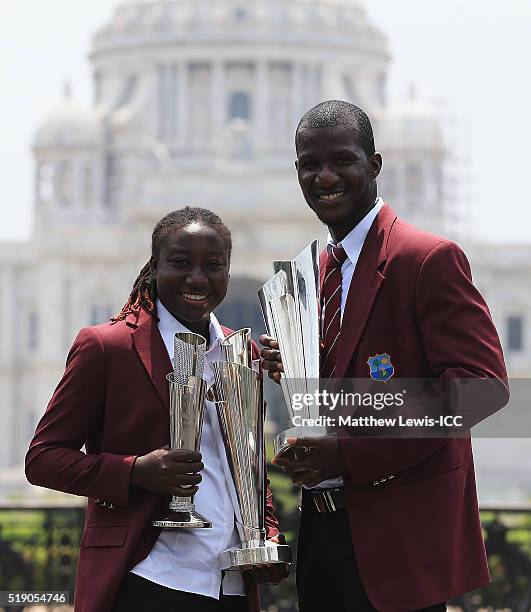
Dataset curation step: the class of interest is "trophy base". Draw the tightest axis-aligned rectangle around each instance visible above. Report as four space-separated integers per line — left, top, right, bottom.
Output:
274 426 327 458
219 541 292 571
153 509 212 529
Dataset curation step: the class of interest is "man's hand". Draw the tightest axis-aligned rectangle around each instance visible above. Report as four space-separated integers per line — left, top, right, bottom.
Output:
131 447 203 497
259 335 284 384
240 534 290 584
273 436 346 487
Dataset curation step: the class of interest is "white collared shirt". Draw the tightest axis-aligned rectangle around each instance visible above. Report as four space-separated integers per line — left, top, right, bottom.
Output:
315 197 384 490
131 300 244 598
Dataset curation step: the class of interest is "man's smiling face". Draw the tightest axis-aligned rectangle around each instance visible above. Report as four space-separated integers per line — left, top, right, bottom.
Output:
295 126 381 240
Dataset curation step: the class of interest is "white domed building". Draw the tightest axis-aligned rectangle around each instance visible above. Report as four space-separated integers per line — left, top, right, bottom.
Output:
0 0 529 498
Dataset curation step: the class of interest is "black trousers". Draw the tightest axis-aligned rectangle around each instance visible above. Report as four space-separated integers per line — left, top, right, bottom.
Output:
297 491 446 612
113 572 250 612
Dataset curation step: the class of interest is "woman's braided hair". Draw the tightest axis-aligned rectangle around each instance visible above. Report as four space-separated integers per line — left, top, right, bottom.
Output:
111 207 231 323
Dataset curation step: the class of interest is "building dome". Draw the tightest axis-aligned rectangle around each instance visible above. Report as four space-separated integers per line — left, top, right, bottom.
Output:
88 0 390 163
376 98 444 152
91 0 387 62
34 98 102 148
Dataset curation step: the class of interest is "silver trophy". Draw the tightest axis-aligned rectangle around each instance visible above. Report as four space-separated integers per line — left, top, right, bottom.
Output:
258 240 325 457
153 332 211 529
212 329 291 569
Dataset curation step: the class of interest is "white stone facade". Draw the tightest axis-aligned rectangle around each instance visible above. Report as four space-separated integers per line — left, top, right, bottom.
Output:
1 0 528 498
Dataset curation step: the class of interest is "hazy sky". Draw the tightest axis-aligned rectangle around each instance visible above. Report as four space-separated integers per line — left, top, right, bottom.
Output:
1 0 530 242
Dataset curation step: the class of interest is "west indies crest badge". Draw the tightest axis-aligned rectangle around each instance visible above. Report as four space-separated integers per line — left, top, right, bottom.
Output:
367 353 395 382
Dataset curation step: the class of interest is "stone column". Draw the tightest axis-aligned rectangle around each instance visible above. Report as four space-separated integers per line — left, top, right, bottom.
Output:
74 158 84 209
291 61 303 129
255 60 269 151
95 152 105 211
178 61 189 147
0 267 15 366
211 60 225 150
0 266 18 467
309 64 321 108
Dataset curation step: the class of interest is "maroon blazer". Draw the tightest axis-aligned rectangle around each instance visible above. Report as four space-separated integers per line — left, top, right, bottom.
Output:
321 204 509 611
25 309 280 612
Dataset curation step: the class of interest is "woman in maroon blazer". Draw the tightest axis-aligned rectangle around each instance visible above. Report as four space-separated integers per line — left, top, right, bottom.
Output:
26 207 286 612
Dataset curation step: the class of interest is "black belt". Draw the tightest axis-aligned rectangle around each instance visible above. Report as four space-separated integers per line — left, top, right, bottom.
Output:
308 473 396 513
309 488 346 513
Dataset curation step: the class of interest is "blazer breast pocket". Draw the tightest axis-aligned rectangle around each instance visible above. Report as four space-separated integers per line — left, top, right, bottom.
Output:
80 524 129 548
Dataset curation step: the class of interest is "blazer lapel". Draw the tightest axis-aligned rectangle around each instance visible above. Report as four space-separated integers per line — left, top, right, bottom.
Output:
334 204 397 379
131 311 172 412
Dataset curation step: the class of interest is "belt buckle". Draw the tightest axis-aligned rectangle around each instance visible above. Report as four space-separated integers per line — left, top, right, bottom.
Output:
313 489 338 513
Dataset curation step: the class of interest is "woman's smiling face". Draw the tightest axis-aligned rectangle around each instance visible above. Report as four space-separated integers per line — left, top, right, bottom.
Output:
151 223 230 326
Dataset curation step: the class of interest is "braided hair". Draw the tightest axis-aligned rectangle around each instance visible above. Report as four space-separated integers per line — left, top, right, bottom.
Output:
111 207 232 323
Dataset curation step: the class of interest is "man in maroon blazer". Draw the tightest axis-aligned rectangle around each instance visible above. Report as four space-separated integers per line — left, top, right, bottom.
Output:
261 100 509 611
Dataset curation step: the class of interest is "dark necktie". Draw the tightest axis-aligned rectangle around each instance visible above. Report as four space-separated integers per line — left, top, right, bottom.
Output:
320 245 348 379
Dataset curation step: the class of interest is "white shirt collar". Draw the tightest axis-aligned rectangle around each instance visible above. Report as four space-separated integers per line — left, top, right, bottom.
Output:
156 298 225 350
327 197 384 261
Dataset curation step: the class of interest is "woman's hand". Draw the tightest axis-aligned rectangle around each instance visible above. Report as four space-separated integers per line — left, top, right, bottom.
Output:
259 335 284 384
131 447 203 497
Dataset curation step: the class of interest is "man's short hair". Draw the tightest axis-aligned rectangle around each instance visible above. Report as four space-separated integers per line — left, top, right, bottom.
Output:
295 100 376 158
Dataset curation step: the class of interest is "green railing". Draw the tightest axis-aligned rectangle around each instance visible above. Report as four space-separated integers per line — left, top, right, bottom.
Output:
1 490 531 612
